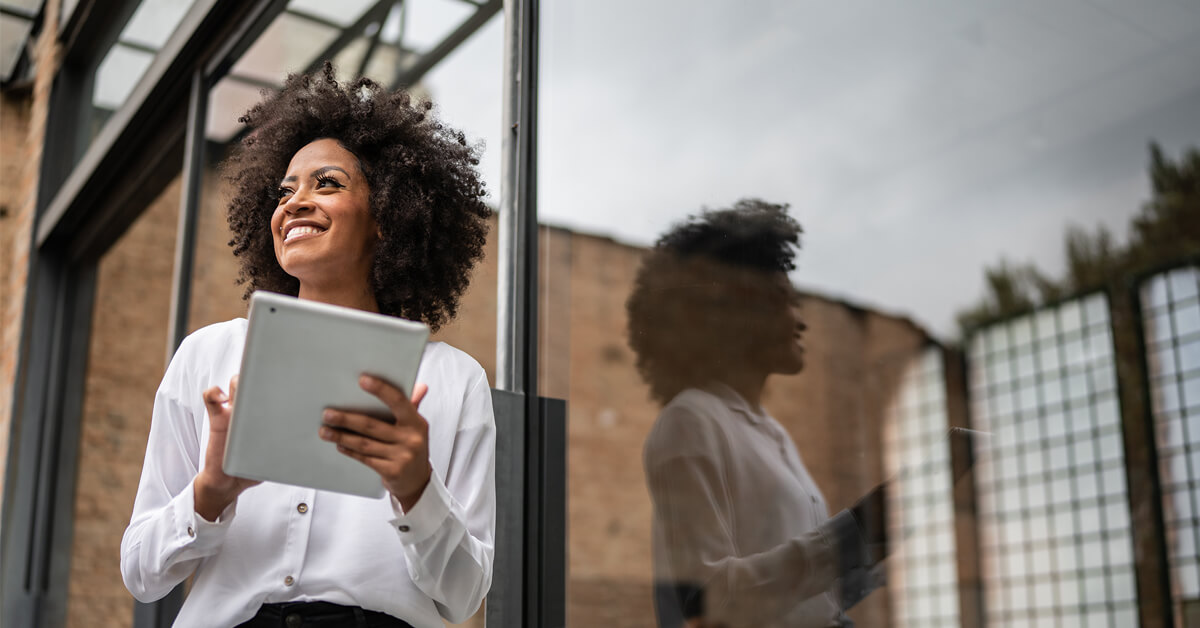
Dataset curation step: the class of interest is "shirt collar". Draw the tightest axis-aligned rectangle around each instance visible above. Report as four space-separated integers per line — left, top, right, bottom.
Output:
705 382 767 425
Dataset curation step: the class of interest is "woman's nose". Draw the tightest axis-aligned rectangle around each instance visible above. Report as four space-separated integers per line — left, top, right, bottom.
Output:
280 192 314 215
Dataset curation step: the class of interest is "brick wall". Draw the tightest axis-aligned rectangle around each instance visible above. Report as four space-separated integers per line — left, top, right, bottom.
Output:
66 174 180 628
0 0 60 517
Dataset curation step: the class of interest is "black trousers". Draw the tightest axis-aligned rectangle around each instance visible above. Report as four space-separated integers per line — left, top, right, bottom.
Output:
235 601 415 628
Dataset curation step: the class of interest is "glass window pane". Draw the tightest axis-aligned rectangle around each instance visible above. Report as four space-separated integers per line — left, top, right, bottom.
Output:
229 13 340 86
120 0 196 50
92 44 155 110
287 0 376 27
536 2 1189 625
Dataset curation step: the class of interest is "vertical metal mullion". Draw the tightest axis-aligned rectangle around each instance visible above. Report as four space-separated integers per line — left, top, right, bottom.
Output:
1114 277 1174 628
493 0 553 626
43 263 98 628
496 0 526 395
166 70 208 362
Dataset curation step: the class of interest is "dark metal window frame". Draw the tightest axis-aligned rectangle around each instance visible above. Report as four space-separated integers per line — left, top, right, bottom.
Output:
1 0 561 627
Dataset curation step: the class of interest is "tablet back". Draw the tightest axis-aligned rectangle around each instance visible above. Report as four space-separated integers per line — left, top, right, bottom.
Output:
224 291 429 498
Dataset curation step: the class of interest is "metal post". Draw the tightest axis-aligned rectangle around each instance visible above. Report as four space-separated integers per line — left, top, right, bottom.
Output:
492 1 560 627
165 70 208 362
495 0 527 394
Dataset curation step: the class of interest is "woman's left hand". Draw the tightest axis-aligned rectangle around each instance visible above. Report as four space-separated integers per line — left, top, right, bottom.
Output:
320 375 431 510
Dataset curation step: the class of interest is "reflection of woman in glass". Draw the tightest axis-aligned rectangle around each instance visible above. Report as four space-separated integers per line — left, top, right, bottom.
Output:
628 201 886 628
121 64 495 628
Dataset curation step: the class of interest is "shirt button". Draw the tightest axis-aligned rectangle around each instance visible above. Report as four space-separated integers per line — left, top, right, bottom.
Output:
283 575 295 586
285 614 302 628
187 526 194 538
398 524 411 533
297 502 308 514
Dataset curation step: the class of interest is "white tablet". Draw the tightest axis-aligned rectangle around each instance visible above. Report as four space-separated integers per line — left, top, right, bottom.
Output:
223 291 429 498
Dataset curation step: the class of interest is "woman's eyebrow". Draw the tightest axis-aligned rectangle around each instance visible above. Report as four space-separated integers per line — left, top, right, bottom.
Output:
312 165 350 178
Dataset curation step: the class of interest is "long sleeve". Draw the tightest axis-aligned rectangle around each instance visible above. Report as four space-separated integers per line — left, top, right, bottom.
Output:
387 369 496 623
120 355 235 602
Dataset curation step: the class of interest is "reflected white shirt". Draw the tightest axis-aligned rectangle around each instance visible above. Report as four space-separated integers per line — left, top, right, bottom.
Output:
644 384 872 628
120 319 495 628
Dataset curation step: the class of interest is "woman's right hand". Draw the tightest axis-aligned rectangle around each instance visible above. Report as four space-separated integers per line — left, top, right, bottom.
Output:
193 375 260 521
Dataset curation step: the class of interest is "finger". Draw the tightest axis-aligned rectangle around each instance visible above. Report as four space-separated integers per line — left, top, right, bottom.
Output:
411 383 428 408
319 425 393 458
359 375 425 424
322 409 398 443
334 443 397 476
229 375 239 403
203 386 229 415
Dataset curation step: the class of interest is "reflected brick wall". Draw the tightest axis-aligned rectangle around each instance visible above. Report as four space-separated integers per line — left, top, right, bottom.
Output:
534 228 931 627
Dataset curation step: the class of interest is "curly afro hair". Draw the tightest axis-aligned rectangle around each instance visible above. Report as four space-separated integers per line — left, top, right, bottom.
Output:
223 62 490 331
626 199 802 404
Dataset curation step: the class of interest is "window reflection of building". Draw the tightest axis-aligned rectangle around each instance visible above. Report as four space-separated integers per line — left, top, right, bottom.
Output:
885 348 962 628
969 295 1139 627
1142 266 1200 628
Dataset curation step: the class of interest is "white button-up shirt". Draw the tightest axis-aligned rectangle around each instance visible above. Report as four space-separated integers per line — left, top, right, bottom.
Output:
644 384 871 628
121 319 495 628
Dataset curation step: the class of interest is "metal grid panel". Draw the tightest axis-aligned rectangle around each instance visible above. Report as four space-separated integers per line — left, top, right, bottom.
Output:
1141 265 1200 622
969 293 1138 628
885 348 961 628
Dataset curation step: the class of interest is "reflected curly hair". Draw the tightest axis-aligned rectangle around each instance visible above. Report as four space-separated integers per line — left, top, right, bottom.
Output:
626 199 802 404
223 62 490 331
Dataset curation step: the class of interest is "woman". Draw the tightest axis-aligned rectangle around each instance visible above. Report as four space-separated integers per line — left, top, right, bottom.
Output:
626 200 886 628
121 63 495 628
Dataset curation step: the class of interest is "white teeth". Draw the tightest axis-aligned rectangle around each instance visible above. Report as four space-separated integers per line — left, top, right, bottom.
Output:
284 225 324 242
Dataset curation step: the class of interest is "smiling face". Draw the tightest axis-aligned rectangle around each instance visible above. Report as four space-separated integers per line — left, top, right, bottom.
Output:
742 272 807 375
271 138 377 296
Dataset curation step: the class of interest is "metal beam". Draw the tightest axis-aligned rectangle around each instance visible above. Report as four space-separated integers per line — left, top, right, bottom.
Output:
301 0 393 78
392 0 500 88
36 0 230 249
0 4 37 20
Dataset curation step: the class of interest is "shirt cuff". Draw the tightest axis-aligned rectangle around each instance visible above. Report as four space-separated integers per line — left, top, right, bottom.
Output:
174 480 235 557
389 467 453 545
822 509 870 575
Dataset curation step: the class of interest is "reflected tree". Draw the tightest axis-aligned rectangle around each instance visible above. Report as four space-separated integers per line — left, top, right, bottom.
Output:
958 142 1200 335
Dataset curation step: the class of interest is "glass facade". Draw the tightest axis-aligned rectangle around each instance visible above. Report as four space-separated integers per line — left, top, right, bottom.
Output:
969 295 1137 627
1142 265 1200 626
4 1 1200 627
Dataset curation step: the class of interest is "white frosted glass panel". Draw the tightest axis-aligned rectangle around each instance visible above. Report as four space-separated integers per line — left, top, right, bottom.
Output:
404 0 474 52
231 13 339 85
121 0 196 50
287 0 376 27
93 44 154 110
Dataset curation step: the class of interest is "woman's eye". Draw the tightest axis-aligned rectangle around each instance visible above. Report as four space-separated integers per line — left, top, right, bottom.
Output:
277 186 293 199
315 175 346 189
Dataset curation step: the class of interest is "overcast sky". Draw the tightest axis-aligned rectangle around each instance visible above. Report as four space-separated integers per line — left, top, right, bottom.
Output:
318 0 1200 339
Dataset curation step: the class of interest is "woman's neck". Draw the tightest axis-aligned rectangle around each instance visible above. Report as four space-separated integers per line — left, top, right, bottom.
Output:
298 281 380 313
